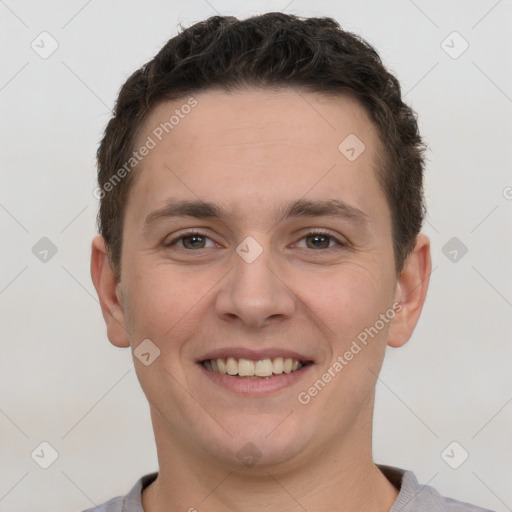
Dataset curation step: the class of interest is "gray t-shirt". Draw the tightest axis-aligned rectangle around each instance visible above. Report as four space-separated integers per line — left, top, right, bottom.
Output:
83 465 494 511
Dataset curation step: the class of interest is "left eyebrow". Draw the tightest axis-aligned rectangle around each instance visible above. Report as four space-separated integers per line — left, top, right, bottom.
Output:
277 198 369 226
143 198 369 231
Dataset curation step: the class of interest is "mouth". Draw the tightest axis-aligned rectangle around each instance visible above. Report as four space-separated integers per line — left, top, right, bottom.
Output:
201 356 311 379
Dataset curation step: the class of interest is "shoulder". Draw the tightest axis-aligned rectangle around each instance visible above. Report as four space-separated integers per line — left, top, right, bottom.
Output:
81 473 158 512
82 495 124 512
378 465 495 512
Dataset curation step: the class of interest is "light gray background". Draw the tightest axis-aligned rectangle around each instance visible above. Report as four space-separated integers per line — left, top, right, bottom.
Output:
1 1 511 511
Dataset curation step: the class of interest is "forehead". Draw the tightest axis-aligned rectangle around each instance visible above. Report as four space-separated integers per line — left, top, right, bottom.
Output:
140 87 380 158
127 87 387 224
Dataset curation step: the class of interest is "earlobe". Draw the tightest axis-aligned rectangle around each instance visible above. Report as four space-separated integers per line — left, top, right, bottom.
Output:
90 235 130 348
387 235 431 348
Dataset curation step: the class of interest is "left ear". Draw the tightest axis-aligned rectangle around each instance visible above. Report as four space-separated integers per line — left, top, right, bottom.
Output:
387 234 431 348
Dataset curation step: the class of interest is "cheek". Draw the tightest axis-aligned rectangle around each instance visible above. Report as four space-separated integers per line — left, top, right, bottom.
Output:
122 263 220 348
296 262 388 339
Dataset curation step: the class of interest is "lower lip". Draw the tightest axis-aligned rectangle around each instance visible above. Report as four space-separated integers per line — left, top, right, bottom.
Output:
197 363 313 395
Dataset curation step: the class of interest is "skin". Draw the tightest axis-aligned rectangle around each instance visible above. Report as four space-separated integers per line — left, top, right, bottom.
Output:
91 87 431 511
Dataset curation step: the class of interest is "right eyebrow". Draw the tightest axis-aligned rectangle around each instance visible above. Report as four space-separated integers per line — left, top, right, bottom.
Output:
144 200 225 231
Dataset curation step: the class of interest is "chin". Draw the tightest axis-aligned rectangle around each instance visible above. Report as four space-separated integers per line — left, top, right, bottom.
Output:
200 417 315 472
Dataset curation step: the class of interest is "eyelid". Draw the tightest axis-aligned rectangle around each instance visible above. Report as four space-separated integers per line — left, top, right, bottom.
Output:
164 228 215 247
164 228 348 250
292 229 348 249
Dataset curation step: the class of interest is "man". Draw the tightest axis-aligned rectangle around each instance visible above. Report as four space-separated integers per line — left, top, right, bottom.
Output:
88 12 493 512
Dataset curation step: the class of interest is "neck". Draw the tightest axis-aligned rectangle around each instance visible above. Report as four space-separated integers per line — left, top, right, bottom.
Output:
142 409 398 512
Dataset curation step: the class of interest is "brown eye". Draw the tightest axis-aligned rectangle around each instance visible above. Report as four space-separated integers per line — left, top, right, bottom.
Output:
295 231 344 250
165 231 214 249
181 234 207 249
305 234 332 249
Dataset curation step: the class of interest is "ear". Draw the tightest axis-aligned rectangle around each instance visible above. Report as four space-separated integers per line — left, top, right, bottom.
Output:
90 235 130 348
387 234 431 348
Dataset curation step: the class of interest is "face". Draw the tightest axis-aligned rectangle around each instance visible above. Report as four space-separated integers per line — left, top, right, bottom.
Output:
93 87 429 472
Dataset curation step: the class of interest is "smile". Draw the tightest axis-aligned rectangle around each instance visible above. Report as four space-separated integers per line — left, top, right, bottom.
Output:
202 357 307 379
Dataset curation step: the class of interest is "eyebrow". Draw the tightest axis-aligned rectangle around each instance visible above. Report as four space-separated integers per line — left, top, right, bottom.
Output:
144 198 369 231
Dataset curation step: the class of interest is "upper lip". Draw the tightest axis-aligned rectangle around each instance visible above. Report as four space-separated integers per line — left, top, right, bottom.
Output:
198 347 314 363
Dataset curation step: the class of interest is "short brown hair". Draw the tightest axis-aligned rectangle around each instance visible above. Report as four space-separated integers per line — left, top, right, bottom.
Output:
96 12 426 279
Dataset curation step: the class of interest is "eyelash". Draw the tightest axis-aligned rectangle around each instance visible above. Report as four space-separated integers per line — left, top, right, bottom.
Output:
165 229 346 251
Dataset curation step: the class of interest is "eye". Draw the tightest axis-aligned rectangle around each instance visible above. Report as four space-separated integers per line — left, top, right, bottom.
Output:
164 229 346 251
294 230 345 250
165 230 216 250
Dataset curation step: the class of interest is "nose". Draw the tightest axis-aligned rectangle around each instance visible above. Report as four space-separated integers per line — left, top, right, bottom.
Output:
214 238 296 330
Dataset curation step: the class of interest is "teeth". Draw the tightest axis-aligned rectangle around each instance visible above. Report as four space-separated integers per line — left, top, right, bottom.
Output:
226 356 238 376
203 356 306 377
238 358 254 376
272 357 284 374
217 358 227 374
255 359 273 377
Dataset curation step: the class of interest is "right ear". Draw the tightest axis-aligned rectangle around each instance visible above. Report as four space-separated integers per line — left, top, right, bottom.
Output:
90 235 130 348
